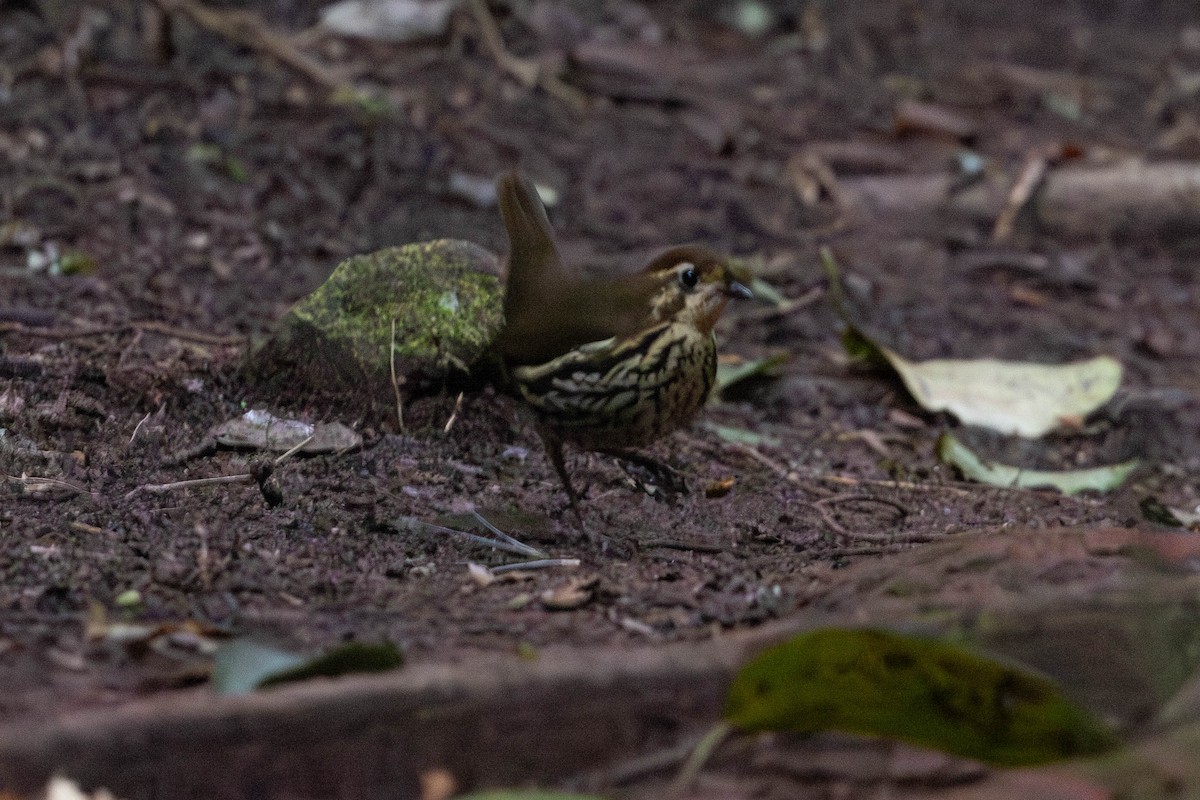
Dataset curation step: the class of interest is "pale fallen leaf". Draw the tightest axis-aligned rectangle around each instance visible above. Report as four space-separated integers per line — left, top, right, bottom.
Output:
845 327 1121 437
938 433 1138 495
321 0 463 42
540 577 598 611
44 776 121 800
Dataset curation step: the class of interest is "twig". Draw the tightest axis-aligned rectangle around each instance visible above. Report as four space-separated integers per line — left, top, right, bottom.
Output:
132 320 246 346
390 318 405 432
125 473 252 499
640 538 727 554
817 494 909 518
826 536 947 558
6 474 87 498
129 412 152 446
150 0 348 91
723 440 797 482
395 515 546 558
468 0 589 110
831 530 946 546
741 284 826 321
580 731 711 789
806 500 849 537
472 511 548 557
274 433 315 465
993 153 1050 241
490 558 580 573
443 391 464 433
810 471 980 496
666 723 732 800
809 493 910 540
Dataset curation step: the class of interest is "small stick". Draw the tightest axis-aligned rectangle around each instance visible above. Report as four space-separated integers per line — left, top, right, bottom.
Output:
810 470 980 496
129 412 152 445
126 473 252 500
809 493 911 540
150 0 347 91
815 493 909 518
6 475 87 497
390 318 405 432
443 391 464 433
666 722 733 799
993 153 1049 241
581 731 711 789
640 538 727 554
274 432 315 464
132 320 246 346
806 500 849 537
831 530 946 546
471 511 547 557
723 440 797 483
490 558 580 574
396 516 545 558
468 0 588 110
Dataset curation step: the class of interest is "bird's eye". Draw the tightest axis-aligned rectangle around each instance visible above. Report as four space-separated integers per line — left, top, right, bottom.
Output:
678 264 699 289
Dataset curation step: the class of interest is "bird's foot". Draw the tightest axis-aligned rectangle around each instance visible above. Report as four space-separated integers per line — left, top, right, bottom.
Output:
602 449 689 504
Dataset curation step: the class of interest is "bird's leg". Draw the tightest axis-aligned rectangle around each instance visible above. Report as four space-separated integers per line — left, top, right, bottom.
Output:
540 433 634 555
599 447 689 501
542 432 585 526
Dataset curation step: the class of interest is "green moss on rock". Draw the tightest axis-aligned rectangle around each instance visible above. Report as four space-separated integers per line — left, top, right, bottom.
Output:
245 240 503 412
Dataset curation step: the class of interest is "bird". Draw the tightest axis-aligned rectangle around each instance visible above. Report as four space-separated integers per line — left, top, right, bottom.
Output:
492 171 751 512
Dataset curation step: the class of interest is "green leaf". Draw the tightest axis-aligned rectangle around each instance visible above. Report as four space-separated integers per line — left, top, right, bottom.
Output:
724 628 1117 767
1140 496 1185 527
259 641 403 687
715 352 789 394
820 246 853 323
841 326 891 369
58 249 97 276
702 422 781 448
843 326 1122 438
938 433 1138 495
213 640 403 695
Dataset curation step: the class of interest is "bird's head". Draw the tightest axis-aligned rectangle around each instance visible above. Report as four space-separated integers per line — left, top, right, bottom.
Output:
642 246 752 334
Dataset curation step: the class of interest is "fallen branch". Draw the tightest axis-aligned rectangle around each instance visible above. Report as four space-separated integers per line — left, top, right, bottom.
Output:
840 161 1200 239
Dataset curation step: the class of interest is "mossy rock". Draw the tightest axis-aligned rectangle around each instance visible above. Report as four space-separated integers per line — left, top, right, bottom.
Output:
245 240 503 414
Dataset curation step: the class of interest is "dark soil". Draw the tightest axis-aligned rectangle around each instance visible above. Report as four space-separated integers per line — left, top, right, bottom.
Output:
2 0 1200 796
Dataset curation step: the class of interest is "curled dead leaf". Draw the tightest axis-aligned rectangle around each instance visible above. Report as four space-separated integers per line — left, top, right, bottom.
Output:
704 477 736 498
540 576 599 611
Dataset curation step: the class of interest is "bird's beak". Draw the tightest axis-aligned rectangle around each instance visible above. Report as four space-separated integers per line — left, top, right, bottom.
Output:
725 280 753 299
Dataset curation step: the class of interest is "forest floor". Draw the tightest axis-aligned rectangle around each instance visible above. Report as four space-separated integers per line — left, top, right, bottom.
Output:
2 1 1200 798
